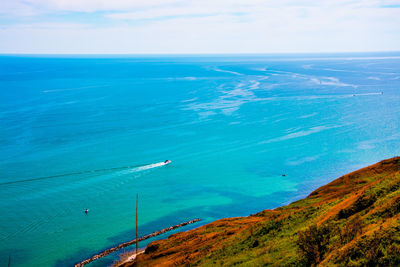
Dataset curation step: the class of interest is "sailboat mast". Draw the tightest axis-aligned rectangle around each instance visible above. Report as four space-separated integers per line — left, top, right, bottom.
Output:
136 193 138 255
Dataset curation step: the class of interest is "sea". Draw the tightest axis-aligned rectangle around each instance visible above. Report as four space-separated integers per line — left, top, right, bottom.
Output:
1 53 400 266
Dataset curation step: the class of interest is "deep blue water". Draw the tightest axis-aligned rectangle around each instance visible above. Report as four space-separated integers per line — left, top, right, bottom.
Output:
1 53 400 266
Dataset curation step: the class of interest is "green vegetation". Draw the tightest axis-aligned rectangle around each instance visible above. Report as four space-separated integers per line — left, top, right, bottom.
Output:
124 157 400 266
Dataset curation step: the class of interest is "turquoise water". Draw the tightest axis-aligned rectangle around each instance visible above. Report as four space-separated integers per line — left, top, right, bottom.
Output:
1 53 400 266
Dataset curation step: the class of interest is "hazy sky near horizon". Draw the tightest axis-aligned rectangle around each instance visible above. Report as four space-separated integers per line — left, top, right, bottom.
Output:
1 0 400 54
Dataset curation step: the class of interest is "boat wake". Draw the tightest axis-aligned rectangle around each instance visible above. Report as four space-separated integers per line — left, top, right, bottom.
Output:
0 161 171 186
122 161 171 174
132 162 169 172
351 92 383 96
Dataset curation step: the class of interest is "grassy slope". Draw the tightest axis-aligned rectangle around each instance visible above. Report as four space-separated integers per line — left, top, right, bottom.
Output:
126 157 400 266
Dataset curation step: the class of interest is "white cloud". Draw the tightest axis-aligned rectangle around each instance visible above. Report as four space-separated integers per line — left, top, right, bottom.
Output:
0 0 181 14
0 1 39 16
4 23 91 30
106 7 221 21
1 0 398 15
0 0 400 53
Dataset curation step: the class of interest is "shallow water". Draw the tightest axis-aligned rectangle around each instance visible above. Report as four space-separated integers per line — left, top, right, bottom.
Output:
1 53 400 266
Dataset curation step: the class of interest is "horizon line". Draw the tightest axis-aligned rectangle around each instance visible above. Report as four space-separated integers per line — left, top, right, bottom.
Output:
1 50 400 57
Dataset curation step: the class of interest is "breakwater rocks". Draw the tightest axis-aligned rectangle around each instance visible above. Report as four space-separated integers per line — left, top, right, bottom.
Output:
75 218 201 267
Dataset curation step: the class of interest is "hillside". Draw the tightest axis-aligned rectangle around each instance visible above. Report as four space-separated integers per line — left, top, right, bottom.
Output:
124 157 400 266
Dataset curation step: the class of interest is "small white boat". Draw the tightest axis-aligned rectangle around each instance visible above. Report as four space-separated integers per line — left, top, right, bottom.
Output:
164 160 172 165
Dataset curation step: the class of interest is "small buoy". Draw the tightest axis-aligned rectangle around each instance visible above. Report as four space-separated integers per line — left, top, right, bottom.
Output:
282 174 286 177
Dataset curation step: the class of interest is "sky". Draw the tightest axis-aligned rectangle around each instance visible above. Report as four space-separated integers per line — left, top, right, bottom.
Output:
1 0 400 54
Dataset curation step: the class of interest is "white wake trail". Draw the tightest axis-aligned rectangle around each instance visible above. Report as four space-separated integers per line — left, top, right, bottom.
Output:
123 161 171 174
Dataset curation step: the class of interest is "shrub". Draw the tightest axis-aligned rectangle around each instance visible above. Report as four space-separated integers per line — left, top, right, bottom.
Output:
338 194 376 219
256 220 282 236
339 217 363 245
296 224 332 265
